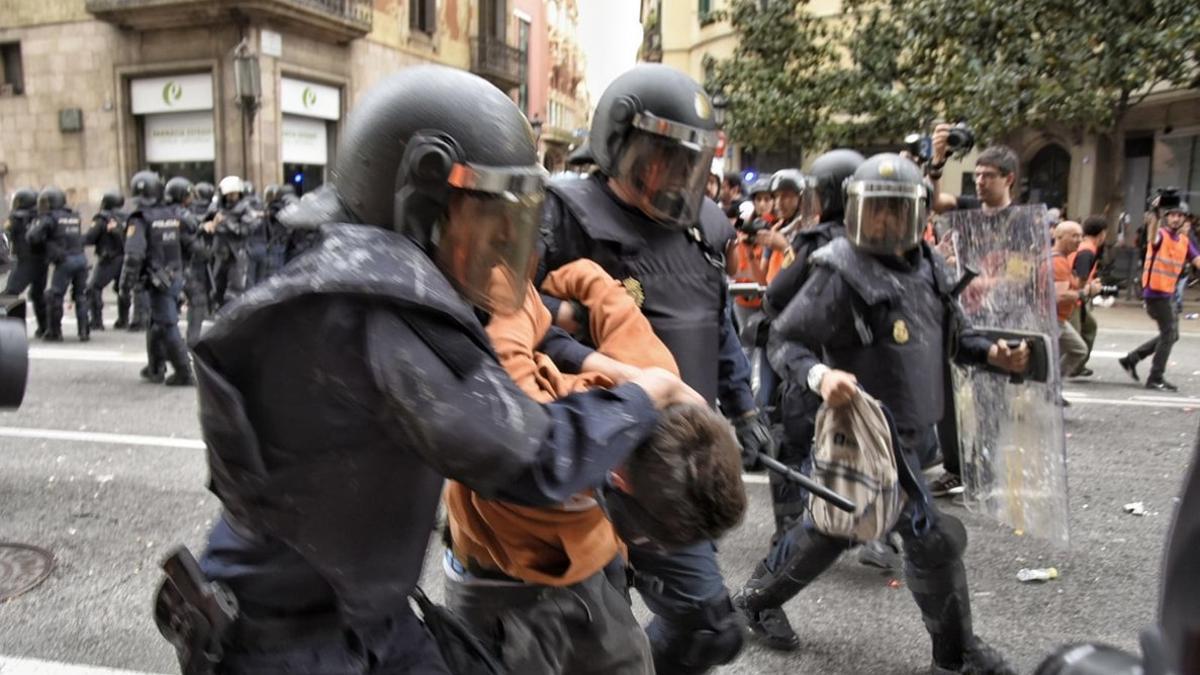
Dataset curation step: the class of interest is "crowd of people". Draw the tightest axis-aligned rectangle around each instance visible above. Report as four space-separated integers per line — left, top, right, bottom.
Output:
2 174 314 384
2 60 1196 675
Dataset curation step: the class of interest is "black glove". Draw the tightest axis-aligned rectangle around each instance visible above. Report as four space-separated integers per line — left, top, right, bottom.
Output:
734 410 776 471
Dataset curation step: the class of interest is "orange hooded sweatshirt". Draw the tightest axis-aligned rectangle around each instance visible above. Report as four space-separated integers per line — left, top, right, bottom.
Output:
444 259 677 586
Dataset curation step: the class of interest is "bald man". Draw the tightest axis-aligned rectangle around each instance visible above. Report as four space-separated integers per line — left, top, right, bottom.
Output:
1052 221 1097 380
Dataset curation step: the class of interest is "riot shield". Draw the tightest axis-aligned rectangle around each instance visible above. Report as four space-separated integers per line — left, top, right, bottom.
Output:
942 204 1070 545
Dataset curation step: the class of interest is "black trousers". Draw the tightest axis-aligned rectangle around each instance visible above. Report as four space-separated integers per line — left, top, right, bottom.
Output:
87 256 123 327
1130 296 1179 382
4 256 48 331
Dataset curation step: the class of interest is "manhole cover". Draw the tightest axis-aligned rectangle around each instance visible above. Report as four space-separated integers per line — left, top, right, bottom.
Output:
0 542 54 601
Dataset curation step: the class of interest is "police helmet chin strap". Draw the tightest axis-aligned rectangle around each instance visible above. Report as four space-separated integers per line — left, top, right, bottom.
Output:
392 131 463 252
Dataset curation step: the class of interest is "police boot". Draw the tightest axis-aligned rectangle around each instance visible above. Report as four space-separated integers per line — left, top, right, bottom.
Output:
33 300 48 338
76 300 90 342
88 289 105 330
141 326 167 383
44 298 65 342
903 516 1015 675
736 527 850 651
163 329 193 387
114 294 130 329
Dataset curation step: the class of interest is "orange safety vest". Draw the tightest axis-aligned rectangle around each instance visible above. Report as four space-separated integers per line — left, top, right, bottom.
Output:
1070 239 1100 284
1052 252 1078 322
1142 230 1190 294
732 243 766 308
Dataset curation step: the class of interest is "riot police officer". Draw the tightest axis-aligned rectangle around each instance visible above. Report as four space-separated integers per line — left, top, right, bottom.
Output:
205 176 252 308
738 154 1026 675
85 190 128 330
537 63 771 675
27 187 89 342
3 187 50 337
153 65 701 675
739 149 867 647
191 182 215 216
261 184 292 277
123 171 192 385
243 185 271 287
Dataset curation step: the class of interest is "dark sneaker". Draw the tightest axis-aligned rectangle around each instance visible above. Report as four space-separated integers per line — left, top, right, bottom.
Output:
42 332 63 343
857 534 903 570
1118 355 1140 382
733 592 799 652
140 366 165 384
127 321 147 332
931 637 1017 675
113 318 128 329
929 472 964 498
78 333 90 343
164 371 194 387
1145 379 1179 392
34 327 46 338
89 322 105 331
1068 367 1093 378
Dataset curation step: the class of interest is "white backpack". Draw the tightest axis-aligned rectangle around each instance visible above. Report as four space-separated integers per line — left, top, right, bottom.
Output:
809 390 904 543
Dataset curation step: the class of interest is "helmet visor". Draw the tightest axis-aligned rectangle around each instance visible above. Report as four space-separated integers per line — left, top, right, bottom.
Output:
437 163 546 314
844 181 926 255
614 114 718 229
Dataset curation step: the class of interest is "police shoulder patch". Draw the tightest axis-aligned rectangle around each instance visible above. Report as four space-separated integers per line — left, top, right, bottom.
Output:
622 277 645 308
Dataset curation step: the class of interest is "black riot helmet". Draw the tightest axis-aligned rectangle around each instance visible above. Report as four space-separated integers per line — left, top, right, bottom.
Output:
327 65 546 314
130 170 163 206
99 190 125 211
10 187 37 211
243 180 256 197
843 153 928 256
809 149 865 222
37 186 66 214
164 177 193 206
263 184 281 204
590 64 721 229
193 181 215 205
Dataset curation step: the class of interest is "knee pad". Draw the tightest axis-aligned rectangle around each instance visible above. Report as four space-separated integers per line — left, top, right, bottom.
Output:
648 591 744 674
903 513 967 570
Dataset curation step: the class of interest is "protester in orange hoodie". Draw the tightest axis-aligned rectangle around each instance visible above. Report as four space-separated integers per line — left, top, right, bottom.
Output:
443 259 747 675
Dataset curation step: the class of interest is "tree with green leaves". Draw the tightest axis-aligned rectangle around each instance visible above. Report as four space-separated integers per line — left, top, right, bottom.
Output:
708 0 1200 209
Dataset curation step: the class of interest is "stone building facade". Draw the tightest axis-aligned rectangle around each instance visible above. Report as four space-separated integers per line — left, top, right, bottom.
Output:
0 0 537 214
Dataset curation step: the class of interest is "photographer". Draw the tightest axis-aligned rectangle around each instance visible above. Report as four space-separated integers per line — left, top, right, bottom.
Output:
726 178 776 328
1067 215 1108 376
1119 192 1199 392
928 124 1018 217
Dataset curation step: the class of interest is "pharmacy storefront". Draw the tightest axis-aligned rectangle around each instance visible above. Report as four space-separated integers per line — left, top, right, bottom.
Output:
280 77 340 196
131 72 216 184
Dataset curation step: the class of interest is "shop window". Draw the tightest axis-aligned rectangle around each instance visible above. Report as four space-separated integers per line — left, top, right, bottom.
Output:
410 0 436 35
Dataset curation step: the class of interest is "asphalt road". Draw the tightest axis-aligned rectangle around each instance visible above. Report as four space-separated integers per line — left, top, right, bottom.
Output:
0 299 1197 675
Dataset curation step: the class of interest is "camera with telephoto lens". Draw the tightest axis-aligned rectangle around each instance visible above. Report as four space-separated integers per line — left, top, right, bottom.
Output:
904 122 976 165
1096 284 1122 298
1149 186 1183 212
0 295 30 410
736 217 770 237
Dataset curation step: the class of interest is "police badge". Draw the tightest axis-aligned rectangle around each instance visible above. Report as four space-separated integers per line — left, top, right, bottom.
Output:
892 319 909 344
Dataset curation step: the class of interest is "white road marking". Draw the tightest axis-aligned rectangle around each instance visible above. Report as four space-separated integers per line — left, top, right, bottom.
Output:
742 472 769 484
1061 394 1199 409
0 427 204 449
0 656 166 675
29 348 145 364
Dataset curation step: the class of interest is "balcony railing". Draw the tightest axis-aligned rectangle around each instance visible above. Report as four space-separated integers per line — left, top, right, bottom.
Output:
471 35 524 91
87 0 373 41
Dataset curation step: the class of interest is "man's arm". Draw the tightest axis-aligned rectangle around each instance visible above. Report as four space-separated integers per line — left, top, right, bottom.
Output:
367 310 704 507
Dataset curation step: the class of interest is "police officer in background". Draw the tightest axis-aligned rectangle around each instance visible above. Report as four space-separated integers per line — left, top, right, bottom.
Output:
242 182 271 287
154 65 702 674
261 184 292 277
538 63 772 674
3 188 50 337
27 186 89 342
739 154 1027 675
191 182 215 217
206 176 252 308
84 190 128 331
123 171 192 386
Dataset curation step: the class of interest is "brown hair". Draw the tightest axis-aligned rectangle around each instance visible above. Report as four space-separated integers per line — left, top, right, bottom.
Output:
626 404 747 548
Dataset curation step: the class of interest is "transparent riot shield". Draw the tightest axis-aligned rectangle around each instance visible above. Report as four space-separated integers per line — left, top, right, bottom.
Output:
941 204 1070 545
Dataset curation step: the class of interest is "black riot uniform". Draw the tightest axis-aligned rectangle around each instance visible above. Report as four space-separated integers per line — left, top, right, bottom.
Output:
206 181 252 309
85 191 128 330
28 187 89 342
153 65 667 675
537 64 768 675
183 187 213 346
261 185 292 276
243 191 270 287
738 155 1017 675
3 188 50 336
123 171 192 385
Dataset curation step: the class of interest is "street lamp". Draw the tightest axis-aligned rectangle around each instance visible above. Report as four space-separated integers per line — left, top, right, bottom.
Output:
711 92 728 128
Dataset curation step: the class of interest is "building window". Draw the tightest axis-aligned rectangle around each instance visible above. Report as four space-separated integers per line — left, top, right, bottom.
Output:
481 0 507 39
699 0 713 23
410 0 436 35
1 43 24 96
517 17 530 114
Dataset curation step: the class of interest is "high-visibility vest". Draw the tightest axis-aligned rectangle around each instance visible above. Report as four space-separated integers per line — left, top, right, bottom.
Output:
1052 252 1078 321
732 243 765 308
1142 230 1190 293
1070 239 1100 285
